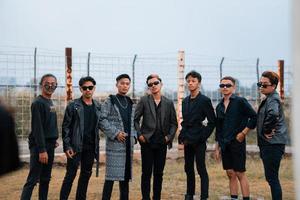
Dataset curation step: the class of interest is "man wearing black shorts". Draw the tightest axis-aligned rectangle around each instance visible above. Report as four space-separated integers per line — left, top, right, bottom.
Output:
215 76 256 200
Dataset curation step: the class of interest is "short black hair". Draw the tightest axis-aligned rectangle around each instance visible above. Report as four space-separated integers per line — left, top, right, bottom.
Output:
261 71 279 88
39 74 57 85
116 74 131 82
79 76 96 87
185 70 202 82
146 74 162 84
221 76 236 85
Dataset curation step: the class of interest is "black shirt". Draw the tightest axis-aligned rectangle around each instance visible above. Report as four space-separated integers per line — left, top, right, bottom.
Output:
150 100 165 145
216 94 257 149
82 99 96 146
28 95 58 152
115 94 132 136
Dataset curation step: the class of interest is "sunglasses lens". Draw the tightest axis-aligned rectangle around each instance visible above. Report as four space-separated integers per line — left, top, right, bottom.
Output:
148 81 160 87
44 84 57 90
82 86 94 91
219 84 232 88
257 82 271 88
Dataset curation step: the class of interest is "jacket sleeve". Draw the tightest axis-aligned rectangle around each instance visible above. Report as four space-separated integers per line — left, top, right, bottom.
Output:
202 98 216 141
62 102 74 152
98 97 120 140
263 98 280 134
167 100 178 142
134 98 144 137
31 102 46 153
241 98 257 129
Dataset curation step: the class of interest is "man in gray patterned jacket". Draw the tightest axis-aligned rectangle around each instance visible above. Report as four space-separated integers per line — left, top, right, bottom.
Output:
99 74 136 200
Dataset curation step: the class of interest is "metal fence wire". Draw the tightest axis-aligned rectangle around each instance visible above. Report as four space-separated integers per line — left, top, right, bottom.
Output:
0 47 292 139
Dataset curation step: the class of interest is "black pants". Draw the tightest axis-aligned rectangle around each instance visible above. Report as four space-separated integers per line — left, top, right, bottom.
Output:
184 142 209 199
260 144 285 200
20 142 55 200
140 143 167 200
102 180 129 200
59 147 95 200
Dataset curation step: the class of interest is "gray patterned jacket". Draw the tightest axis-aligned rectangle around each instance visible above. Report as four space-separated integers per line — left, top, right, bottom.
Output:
99 95 136 181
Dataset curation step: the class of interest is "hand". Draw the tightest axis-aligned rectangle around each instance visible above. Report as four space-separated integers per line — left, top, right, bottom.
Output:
214 146 221 162
165 136 170 144
117 131 127 143
138 135 146 143
65 149 75 159
264 129 276 139
178 133 184 144
39 152 48 164
236 132 246 142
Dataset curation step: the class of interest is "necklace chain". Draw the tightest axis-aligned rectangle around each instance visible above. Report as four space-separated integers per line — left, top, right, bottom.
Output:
116 95 128 109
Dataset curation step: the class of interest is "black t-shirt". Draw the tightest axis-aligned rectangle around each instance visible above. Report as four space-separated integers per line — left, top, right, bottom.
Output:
82 99 96 146
28 95 58 152
150 101 164 145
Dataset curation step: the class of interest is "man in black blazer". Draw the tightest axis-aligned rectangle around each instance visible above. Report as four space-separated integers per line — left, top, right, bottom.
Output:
178 70 216 200
134 74 178 200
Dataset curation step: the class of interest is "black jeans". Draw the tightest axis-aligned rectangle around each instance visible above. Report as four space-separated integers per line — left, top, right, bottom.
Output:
20 142 55 200
184 142 209 199
260 144 285 200
102 180 129 200
59 146 95 200
140 143 167 200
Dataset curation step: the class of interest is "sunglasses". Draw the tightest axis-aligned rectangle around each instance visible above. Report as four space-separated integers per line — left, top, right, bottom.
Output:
81 86 94 91
147 81 160 87
219 84 233 88
43 84 57 90
257 82 272 88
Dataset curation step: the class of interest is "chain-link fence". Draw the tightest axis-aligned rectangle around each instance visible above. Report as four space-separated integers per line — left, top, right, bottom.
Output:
0 47 292 139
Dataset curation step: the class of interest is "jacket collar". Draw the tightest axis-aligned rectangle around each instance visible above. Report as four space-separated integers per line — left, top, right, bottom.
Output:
221 93 237 103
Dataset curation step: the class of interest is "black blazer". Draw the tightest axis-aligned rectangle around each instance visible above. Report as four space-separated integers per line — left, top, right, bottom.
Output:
134 95 178 148
179 93 216 144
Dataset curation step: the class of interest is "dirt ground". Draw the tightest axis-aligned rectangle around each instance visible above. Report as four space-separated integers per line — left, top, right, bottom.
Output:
0 154 295 200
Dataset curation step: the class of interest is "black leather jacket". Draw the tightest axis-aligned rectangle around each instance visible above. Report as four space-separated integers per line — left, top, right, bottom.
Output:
62 98 101 158
257 91 288 146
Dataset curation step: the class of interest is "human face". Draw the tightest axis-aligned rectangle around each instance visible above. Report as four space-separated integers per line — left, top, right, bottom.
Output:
41 76 57 97
258 77 276 95
219 79 235 96
80 81 95 99
116 78 131 95
186 76 200 92
147 77 162 95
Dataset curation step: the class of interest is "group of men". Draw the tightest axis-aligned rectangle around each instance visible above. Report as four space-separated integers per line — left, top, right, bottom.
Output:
19 70 270 200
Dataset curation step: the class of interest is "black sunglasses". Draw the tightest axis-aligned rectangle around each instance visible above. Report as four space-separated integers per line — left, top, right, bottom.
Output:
257 82 272 88
219 84 233 88
43 84 57 90
81 86 94 91
147 81 160 87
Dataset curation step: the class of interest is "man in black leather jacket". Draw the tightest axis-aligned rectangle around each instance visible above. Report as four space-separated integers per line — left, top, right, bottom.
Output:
60 76 101 200
257 71 288 200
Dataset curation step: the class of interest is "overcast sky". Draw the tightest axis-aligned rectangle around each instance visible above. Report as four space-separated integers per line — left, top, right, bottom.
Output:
0 0 291 64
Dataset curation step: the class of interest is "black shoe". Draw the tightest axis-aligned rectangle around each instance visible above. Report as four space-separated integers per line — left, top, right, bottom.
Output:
184 194 194 200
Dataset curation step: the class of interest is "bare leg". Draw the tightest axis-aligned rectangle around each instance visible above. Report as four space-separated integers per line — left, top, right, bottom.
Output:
236 171 250 198
226 169 238 197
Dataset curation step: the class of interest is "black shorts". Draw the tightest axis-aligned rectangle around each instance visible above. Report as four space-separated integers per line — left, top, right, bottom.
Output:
221 139 246 172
